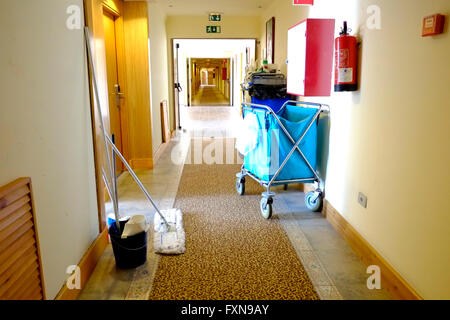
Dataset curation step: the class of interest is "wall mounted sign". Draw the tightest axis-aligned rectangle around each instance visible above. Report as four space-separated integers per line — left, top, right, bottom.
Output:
209 13 221 22
422 14 445 37
206 26 221 33
293 0 314 5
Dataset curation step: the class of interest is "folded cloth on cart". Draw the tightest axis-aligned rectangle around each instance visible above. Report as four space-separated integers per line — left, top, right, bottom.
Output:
235 112 260 156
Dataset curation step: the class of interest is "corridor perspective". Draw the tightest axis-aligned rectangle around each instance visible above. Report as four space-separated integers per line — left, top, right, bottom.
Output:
190 58 232 106
1 0 450 311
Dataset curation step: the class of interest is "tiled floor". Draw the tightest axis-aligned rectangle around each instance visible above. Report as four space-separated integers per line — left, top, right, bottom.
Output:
79 106 392 300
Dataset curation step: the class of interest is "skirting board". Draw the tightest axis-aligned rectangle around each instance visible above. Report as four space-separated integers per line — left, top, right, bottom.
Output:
55 228 109 300
130 158 153 169
322 200 422 300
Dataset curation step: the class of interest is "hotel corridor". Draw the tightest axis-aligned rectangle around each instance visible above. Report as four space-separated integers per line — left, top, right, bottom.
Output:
1 0 449 307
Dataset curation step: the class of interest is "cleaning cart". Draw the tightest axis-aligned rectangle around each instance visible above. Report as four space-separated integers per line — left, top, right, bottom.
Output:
236 100 329 219
242 72 290 113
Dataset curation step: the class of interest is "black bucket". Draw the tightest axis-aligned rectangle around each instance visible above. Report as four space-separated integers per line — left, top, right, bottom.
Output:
109 220 147 269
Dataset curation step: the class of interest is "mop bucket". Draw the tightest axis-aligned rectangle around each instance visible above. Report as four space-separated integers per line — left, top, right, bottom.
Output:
109 221 147 269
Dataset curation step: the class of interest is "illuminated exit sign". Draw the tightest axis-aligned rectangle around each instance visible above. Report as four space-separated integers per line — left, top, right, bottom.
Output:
206 26 221 33
293 0 314 5
209 13 221 21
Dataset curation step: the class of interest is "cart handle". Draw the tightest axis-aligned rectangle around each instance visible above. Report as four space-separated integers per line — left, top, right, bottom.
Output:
242 102 274 113
279 100 330 113
241 101 329 117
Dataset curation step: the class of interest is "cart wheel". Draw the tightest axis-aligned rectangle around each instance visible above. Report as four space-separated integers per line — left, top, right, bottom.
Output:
260 198 273 219
305 192 323 212
236 178 245 196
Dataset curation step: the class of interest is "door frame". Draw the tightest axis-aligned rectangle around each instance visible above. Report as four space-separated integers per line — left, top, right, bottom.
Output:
84 0 131 231
169 38 257 122
173 41 182 130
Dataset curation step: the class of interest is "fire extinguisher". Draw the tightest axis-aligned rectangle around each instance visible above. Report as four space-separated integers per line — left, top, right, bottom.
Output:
334 21 358 92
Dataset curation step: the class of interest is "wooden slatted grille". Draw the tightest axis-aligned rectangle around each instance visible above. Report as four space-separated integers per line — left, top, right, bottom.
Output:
0 178 45 300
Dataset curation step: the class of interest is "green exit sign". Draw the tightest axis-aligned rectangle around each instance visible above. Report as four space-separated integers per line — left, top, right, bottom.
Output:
209 13 221 21
206 26 221 34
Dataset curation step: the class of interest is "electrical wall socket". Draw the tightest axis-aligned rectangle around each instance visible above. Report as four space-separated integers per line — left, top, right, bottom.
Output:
358 192 368 208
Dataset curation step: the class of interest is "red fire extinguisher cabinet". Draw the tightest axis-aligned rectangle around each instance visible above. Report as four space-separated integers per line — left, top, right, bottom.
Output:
287 18 335 97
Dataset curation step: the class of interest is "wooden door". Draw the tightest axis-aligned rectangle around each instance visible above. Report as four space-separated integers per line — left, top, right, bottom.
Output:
103 11 123 172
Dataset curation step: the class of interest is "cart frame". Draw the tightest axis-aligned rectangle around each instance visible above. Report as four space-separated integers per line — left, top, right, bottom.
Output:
236 100 330 218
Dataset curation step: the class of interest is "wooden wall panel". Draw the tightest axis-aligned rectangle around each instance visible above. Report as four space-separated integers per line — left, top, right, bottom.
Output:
0 178 45 300
123 1 153 168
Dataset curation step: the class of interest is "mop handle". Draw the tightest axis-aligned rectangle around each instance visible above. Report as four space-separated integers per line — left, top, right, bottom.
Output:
84 27 120 230
101 168 114 205
111 134 120 215
84 27 168 228
104 134 169 227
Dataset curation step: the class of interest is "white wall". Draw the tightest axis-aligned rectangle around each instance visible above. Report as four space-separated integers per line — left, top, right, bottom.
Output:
148 2 170 155
147 2 169 154
261 0 450 299
0 0 99 299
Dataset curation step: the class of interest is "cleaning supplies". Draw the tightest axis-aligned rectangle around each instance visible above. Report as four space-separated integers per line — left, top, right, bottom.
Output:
84 27 186 256
121 215 149 239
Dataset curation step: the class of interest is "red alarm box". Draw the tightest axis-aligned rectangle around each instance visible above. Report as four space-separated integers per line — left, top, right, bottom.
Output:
287 19 335 97
422 14 445 37
293 0 314 5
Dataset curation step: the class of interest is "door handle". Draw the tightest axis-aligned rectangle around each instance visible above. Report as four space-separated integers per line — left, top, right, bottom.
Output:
114 84 124 108
114 84 125 96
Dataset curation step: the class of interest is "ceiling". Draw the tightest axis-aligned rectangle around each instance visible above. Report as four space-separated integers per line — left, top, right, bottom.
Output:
148 0 273 16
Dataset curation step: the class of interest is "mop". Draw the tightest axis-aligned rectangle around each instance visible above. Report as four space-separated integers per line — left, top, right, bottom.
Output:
84 27 185 255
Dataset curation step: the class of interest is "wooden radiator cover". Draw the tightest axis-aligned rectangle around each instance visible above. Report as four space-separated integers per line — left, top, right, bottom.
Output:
0 178 45 300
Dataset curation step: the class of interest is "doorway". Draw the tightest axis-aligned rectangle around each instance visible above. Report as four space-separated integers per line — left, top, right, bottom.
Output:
103 10 125 173
172 39 255 138
190 58 231 106
172 39 256 113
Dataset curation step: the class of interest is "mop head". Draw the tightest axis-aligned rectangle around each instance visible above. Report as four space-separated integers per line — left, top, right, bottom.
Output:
153 208 186 255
